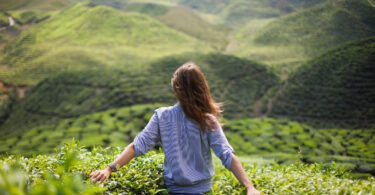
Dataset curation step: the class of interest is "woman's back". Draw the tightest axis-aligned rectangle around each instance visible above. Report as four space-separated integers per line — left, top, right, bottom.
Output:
133 102 234 194
89 62 260 195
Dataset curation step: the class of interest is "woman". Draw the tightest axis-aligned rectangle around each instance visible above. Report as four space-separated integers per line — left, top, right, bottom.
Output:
90 62 261 195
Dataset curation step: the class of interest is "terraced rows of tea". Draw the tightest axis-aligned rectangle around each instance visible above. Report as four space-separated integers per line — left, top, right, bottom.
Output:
1 0 375 193
0 53 279 137
270 36 375 128
0 104 163 155
224 118 375 177
2 102 374 177
1 141 374 194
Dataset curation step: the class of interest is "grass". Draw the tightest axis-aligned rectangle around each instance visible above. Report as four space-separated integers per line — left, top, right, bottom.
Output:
269 36 375 129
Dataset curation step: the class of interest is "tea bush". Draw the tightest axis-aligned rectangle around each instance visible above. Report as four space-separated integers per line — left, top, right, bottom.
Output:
1 140 374 195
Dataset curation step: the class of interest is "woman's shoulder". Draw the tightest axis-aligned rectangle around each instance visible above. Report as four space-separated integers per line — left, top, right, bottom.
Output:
154 103 179 118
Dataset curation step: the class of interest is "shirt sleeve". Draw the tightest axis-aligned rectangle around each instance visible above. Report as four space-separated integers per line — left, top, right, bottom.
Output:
207 117 235 171
133 111 160 157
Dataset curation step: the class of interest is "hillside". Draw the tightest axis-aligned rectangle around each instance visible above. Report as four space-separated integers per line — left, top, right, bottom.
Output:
0 2 211 86
0 53 279 136
269 36 375 128
0 0 69 11
124 3 230 50
232 0 375 69
179 0 327 27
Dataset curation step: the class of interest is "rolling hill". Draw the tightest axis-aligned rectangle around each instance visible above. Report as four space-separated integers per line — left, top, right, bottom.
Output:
123 2 230 50
269 36 375 128
0 0 69 11
232 0 375 70
0 1 211 86
0 53 279 137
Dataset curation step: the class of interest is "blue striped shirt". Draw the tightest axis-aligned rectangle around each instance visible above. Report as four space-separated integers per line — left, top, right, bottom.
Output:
133 102 235 194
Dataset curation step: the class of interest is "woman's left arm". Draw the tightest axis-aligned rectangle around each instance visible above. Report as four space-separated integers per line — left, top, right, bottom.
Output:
89 142 136 183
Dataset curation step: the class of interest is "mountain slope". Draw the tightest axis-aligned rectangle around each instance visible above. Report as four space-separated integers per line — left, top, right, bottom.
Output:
232 0 375 69
0 0 69 11
269 36 375 128
123 3 229 50
0 2 211 86
0 53 279 136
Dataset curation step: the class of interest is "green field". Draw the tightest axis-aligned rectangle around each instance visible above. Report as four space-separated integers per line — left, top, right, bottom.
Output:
1 140 374 194
0 0 375 193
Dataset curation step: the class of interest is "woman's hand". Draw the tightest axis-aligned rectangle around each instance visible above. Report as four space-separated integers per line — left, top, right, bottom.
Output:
246 186 261 195
89 167 112 183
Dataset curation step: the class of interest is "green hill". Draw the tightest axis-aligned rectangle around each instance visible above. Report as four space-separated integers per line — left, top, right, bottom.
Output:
124 3 230 50
0 53 279 136
232 0 375 70
178 0 327 27
0 0 69 11
269 36 375 128
0 2 211 86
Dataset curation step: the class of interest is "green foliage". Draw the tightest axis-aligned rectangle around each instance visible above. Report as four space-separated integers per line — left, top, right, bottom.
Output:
0 53 279 136
270 36 375 128
1 140 374 194
0 1 211 86
224 117 375 175
0 104 164 155
0 0 68 11
232 0 375 68
8 10 52 24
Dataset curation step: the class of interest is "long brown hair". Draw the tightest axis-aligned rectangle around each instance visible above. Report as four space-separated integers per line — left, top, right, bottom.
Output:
171 62 222 132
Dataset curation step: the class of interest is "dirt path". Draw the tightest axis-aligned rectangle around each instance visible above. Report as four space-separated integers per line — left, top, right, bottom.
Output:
265 81 288 116
8 17 15 26
0 80 30 99
223 31 239 54
252 80 289 118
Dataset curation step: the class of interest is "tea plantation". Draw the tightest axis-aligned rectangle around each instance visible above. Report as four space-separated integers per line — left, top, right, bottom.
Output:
270 36 375 128
1 140 374 194
1 103 374 178
0 53 279 137
1 0 375 194
232 0 375 68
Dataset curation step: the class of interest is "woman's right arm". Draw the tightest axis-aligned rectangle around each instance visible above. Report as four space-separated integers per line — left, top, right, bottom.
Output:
89 111 160 183
230 155 260 195
89 142 136 183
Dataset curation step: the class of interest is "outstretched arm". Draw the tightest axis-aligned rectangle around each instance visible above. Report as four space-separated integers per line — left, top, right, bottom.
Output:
89 142 136 183
231 155 260 195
